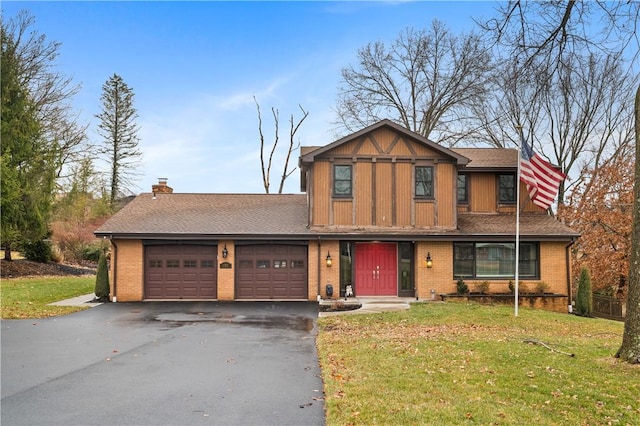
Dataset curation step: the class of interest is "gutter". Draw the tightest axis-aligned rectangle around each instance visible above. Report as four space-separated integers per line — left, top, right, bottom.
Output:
110 236 118 303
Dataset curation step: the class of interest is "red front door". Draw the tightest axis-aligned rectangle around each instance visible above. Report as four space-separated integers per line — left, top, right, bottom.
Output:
355 243 397 296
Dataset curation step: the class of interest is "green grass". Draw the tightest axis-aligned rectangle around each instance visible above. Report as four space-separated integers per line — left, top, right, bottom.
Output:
317 302 640 425
1 276 94 319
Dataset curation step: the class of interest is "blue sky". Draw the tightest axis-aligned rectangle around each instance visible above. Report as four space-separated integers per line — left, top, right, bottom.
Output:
2 1 497 194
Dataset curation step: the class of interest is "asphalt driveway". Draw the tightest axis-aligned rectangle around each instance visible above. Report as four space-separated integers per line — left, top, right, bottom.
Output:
1 302 324 425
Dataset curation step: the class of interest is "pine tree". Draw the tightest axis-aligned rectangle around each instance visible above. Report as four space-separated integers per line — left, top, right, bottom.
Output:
96 74 142 208
94 252 110 302
576 267 593 317
1 20 54 260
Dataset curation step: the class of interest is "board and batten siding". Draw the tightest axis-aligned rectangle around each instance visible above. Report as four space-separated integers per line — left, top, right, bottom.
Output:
309 127 459 228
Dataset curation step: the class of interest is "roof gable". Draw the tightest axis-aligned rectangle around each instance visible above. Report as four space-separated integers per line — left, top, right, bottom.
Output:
300 119 469 165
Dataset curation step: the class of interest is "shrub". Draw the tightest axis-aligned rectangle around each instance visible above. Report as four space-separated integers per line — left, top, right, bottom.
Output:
456 278 469 294
94 252 110 302
518 283 528 294
575 267 593 317
510 281 528 294
535 281 550 294
22 240 53 263
475 280 490 294
82 243 103 263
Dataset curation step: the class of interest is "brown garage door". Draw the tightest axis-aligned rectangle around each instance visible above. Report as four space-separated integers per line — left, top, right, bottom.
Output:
145 244 217 299
235 244 308 299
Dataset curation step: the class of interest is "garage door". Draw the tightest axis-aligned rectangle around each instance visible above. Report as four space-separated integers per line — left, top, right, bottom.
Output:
145 245 217 299
236 245 308 299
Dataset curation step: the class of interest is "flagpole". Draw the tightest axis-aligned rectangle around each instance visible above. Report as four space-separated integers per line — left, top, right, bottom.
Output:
514 125 523 317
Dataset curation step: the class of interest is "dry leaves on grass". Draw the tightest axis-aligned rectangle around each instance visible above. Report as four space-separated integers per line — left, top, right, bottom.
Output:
321 316 508 343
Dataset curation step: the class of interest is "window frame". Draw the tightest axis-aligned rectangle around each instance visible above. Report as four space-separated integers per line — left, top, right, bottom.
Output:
453 242 540 280
333 164 352 198
498 173 516 204
457 173 468 203
415 166 434 199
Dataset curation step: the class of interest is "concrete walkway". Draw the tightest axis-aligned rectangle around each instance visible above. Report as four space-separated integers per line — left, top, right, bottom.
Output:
318 297 417 317
49 293 103 307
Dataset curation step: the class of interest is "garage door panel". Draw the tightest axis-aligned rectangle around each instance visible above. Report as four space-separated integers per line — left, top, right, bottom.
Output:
145 244 217 299
235 244 308 300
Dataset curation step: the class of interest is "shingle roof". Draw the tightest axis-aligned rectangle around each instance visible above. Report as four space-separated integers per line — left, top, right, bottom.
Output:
452 148 517 169
95 193 310 238
457 213 579 240
305 213 577 241
96 193 577 240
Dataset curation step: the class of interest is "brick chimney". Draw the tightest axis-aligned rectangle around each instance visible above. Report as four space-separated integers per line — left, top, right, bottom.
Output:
152 178 173 194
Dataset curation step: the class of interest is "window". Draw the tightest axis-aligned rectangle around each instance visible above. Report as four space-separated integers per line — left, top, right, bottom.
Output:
333 165 352 197
239 260 253 268
399 242 413 292
149 260 162 268
499 174 516 203
340 241 354 296
201 260 215 268
415 166 434 198
183 260 197 268
166 260 180 268
457 174 468 203
273 260 287 268
291 260 305 268
453 242 539 279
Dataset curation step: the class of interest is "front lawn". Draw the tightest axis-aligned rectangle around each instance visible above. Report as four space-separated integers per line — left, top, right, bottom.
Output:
317 302 639 425
1 276 94 319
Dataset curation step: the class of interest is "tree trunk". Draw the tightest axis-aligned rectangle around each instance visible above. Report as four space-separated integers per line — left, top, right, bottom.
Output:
616 83 640 363
3 243 13 261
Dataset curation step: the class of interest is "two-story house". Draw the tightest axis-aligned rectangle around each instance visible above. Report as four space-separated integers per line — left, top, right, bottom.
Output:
95 120 578 311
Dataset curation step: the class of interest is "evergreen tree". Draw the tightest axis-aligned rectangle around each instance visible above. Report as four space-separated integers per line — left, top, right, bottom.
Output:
96 74 142 208
1 21 54 260
576 267 593 317
94 251 110 301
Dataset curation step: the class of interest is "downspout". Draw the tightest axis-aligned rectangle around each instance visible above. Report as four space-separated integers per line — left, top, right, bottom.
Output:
317 237 322 300
565 238 576 313
110 236 118 303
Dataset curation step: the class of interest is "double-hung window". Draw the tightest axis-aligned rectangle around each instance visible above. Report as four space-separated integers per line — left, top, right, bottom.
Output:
415 166 434 198
457 174 468 203
498 174 516 203
333 165 352 197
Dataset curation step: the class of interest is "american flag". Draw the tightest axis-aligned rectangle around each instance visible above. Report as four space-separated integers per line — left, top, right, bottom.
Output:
519 135 566 210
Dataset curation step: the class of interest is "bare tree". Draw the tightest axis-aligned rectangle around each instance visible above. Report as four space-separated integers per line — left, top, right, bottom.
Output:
254 96 308 193
473 49 636 205
4 11 89 180
483 0 640 364
335 21 492 145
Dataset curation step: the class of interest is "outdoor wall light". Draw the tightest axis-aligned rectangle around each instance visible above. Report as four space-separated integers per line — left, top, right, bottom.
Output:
426 252 433 268
222 244 228 258
326 251 332 267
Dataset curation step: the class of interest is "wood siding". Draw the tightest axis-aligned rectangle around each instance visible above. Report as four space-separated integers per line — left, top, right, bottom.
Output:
375 162 393 226
307 126 546 228
436 163 455 227
469 173 496 212
308 127 459 228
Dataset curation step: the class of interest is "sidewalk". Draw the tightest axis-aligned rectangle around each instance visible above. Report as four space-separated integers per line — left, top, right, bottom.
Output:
49 293 103 307
318 297 416 317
